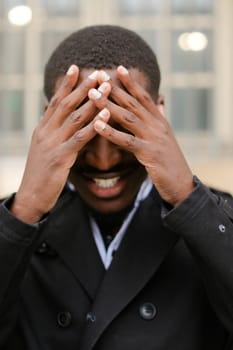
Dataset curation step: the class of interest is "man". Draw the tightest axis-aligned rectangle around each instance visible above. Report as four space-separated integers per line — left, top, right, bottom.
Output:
0 24 233 350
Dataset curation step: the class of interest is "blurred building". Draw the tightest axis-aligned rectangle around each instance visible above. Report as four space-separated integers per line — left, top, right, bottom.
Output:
0 0 233 197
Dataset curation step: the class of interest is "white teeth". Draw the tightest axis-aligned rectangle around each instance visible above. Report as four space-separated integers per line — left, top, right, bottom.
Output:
93 176 120 188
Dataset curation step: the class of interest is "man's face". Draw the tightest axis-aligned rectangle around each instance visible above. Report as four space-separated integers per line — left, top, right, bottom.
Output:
56 68 152 213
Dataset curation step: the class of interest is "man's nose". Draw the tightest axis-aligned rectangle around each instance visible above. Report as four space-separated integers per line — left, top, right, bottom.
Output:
84 136 122 170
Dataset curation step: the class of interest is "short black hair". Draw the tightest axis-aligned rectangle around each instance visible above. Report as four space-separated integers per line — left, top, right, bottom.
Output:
43 24 161 100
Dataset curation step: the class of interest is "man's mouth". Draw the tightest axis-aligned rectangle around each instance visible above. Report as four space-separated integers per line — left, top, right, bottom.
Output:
69 160 147 205
71 162 139 199
82 173 125 199
93 176 120 188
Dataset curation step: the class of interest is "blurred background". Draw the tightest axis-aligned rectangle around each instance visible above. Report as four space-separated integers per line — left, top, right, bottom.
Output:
0 0 233 197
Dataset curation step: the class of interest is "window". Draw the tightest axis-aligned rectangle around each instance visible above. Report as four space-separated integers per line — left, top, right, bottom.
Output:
171 30 213 73
119 0 160 15
171 88 212 132
40 0 80 16
0 90 24 132
0 31 25 74
171 0 213 14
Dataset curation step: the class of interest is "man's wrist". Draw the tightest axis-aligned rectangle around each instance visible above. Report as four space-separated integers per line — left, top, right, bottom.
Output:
10 193 47 225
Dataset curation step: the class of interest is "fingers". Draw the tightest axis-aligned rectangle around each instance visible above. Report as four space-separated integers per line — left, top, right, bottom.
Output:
89 67 168 140
44 67 100 129
116 65 160 116
42 65 80 125
89 71 159 126
38 68 113 158
65 108 111 152
96 66 165 122
59 100 97 141
60 79 112 141
93 117 140 153
88 81 112 106
97 70 111 85
88 82 147 138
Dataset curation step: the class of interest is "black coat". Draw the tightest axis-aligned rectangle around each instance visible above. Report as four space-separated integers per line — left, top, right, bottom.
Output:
0 181 233 349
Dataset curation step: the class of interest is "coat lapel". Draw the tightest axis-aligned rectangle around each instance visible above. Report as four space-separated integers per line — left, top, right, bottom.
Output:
81 188 179 349
43 189 105 300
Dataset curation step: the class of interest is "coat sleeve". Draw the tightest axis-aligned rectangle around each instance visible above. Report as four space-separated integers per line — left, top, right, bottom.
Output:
162 177 233 333
0 195 45 346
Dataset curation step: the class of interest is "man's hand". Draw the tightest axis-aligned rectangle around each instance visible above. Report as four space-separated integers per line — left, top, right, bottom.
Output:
11 66 109 224
89 66 194 207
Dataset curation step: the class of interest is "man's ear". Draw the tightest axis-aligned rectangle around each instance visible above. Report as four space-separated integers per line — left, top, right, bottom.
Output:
156 95 166 117
44 99 49 112
156 95 165 106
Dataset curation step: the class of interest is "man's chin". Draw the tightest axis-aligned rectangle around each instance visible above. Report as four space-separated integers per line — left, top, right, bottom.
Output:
83 196 134 215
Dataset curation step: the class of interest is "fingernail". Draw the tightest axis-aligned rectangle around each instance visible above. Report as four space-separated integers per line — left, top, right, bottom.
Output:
95 120 106 131
88 70 98 80
66 65 77 75
99 71 110 82
117 65 128 75
89 89 101 99
98 108 110 119
98 82 109 94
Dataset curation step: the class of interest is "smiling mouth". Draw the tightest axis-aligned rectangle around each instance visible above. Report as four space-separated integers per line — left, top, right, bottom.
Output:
71 160 143 197
93 176 120 188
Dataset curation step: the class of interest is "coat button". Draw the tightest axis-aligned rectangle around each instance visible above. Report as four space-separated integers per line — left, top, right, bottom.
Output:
37 241 49 254
218 224 226 233
139 303 157 320
36 241 57 256
86 312 96 322
57 311 72 327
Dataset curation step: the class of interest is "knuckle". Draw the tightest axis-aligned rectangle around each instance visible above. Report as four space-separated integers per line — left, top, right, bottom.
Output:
69 111 82 124
82 78 95 92
58 98 74 113
49 95 59 108
59 98 73 112
142 92 151 103
126 98 140 112
32 125 44 144
123 112 136 124
62 77 72 89
125 134 136 149
83 80 91 89
106 128 114 138
111 86 119 95
72 130 85 144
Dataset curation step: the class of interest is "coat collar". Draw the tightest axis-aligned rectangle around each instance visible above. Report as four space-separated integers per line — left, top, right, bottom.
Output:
42 188 105 300
81 188 179 349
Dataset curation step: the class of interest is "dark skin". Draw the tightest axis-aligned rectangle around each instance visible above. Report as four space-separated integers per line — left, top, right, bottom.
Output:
10 64 194 230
